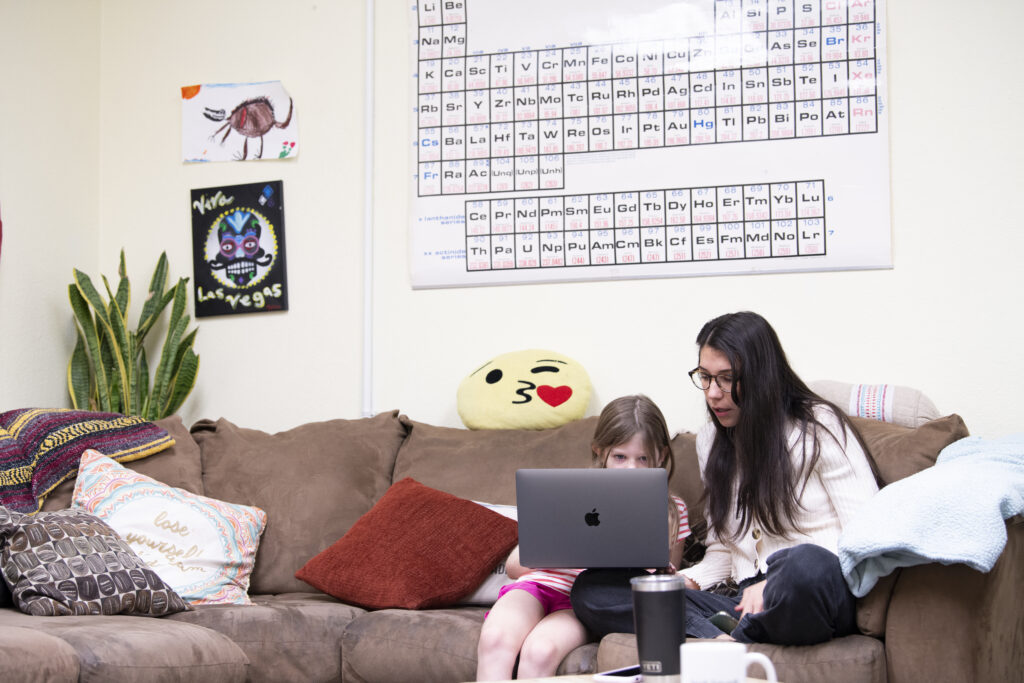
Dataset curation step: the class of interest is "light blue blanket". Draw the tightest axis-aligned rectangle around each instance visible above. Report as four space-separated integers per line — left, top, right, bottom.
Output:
838 433 1024 597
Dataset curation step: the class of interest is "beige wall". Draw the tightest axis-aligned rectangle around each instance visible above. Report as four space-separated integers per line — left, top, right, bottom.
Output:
0 0 101 410
94 0 367 428
2 1 1022 439
373 0 1024 438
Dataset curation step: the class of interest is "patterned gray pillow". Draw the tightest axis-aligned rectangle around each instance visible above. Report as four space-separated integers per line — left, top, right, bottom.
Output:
0 506 190 617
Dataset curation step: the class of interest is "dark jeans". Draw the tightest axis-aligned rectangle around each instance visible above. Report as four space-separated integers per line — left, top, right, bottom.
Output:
570 544 857 646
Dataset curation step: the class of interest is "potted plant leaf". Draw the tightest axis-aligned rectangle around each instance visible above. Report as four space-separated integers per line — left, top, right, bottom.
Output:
68 250 199 419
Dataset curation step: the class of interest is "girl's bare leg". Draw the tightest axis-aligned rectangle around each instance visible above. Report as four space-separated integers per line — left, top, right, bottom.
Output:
476 589 545 681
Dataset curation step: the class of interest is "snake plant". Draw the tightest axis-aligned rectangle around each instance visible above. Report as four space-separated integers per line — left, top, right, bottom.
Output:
67 250 199 419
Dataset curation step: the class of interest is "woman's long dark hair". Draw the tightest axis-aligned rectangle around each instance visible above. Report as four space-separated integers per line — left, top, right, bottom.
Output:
697 311 860 541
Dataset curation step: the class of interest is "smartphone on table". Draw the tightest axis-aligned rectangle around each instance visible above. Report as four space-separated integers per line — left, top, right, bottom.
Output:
592 664 643 682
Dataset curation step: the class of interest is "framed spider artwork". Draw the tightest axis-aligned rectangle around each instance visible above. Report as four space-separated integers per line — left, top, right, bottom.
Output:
181 81 298 163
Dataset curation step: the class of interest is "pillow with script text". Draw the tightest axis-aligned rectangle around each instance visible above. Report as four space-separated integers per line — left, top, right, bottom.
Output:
71 449 266 604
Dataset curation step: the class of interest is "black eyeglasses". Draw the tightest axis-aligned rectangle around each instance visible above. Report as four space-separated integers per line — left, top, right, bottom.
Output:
688 368 735 392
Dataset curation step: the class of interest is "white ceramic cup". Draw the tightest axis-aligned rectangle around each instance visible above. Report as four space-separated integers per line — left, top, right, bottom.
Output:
679 641 777 683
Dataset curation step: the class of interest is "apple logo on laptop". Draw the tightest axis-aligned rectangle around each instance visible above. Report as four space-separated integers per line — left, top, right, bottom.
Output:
585 508 601 526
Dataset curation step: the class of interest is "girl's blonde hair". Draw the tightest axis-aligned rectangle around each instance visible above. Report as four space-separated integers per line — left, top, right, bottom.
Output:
590 394 679 544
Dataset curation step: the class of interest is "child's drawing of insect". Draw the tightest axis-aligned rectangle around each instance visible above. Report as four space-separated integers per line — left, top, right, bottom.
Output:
203 97 294 160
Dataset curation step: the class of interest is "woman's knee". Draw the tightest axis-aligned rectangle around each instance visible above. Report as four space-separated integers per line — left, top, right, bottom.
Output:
768 544 841 586
763 544 850 614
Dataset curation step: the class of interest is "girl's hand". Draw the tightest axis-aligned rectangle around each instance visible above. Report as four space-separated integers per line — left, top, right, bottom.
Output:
653 563 677 575
504 546 529 580
734 579 767 617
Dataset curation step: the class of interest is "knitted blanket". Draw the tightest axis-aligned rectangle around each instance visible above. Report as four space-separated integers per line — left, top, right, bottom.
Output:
0 408 173 513
838 433 1024 597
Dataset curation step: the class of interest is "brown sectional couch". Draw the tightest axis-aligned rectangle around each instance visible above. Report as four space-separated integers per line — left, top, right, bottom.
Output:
1 409 1020 683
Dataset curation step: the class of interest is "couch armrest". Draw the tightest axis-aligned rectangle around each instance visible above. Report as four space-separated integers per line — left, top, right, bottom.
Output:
884 516 1024 683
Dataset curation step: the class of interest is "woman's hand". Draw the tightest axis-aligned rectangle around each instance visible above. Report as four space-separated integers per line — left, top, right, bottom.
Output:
653 562 678 575
734 579 767 617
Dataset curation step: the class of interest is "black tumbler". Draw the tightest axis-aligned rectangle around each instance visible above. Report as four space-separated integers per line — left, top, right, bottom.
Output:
630 574 686 682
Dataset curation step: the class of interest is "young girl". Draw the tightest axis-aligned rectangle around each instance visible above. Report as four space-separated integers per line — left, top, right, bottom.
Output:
475 395 690 681
572 312 879 646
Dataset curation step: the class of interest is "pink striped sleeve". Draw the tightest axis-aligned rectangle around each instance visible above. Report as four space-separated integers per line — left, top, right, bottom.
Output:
672 494 691 542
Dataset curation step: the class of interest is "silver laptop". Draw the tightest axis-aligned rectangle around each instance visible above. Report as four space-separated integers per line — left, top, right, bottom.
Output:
516 468 669 569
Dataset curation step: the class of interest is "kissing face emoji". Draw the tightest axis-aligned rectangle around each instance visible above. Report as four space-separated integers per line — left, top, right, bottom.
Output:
457 349 592 430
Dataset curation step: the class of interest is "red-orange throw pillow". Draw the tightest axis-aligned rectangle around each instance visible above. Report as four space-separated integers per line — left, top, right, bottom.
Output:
295 477 519 609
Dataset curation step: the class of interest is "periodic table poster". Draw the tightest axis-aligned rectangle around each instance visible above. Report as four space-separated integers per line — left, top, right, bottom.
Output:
409 0 890 288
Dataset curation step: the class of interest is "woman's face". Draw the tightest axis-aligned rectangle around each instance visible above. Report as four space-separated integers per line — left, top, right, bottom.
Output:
697 345 740 428
603 432 661 469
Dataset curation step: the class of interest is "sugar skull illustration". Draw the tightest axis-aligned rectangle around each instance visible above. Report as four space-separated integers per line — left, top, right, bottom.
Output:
205 208 277 287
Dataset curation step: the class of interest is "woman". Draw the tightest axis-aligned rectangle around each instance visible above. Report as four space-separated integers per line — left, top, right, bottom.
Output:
571 312 879 646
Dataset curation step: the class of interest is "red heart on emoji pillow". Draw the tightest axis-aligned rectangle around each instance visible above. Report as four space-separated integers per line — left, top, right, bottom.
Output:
537 385 572 407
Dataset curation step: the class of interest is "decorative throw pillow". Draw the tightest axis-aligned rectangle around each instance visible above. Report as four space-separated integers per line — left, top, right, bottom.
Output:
456 349 592 430
810 380 941 428
852 414 970 485
0 505 190 617
458 502 518 605
295 478 519 609
0 408 174 512
71 450 267 605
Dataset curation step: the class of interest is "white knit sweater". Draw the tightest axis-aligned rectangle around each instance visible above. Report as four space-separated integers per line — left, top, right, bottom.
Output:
681 406 879 589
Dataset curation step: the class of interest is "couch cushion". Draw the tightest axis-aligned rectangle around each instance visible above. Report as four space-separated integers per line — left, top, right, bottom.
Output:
852 413 969 485
0 625 80 682
597 633 885 683
0 506 190 617
71 450 266 605
296 478 519 609
190 411 407 595
43 415 205 511
341 606 597 682
169 592 364 683
855 570 900 637
0 608 247 683
0 408 174 513
393 416 599 505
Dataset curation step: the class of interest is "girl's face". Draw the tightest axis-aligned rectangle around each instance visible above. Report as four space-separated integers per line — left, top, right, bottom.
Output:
697 345 740 428
604 432 663 469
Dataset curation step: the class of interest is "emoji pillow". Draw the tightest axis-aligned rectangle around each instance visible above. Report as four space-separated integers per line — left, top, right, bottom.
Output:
457 350 592 430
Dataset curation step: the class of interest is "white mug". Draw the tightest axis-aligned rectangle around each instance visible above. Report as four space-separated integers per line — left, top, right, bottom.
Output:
679 642 777 683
